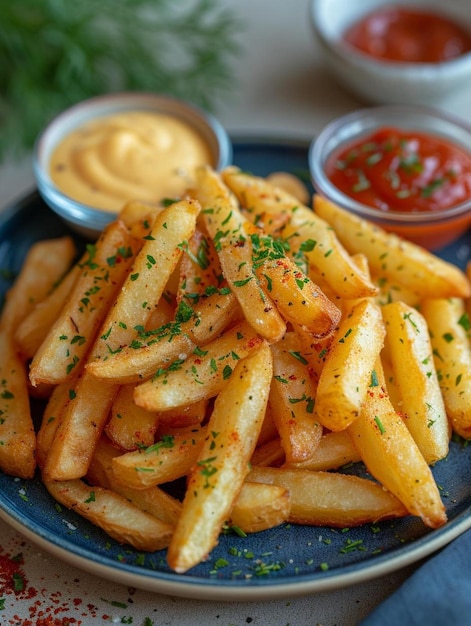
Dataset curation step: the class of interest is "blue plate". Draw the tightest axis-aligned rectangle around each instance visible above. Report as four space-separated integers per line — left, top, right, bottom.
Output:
0 138 471 601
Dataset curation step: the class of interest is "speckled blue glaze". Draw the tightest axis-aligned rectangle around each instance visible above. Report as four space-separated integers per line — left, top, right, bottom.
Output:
0 139 470 600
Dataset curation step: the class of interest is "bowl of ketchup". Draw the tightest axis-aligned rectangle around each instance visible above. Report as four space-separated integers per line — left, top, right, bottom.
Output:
310 0 471 104
309 105 471 251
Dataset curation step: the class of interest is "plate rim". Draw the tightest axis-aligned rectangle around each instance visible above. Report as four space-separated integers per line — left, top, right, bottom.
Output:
1 137 470 601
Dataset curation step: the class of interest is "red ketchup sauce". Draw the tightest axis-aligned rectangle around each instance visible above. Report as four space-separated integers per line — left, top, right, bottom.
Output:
343 7 471 63
325 128 471 248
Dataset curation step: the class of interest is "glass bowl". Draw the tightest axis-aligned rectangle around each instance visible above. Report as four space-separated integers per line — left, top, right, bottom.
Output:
33 92 233 239
309 105 471 251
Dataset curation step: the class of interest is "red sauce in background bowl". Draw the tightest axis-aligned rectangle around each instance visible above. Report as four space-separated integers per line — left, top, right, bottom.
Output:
343 6 471 63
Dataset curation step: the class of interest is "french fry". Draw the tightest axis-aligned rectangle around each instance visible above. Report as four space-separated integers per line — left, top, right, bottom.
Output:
87 436 182 526
167 342 273 573
133 320 263 412
421 297 471 439
284 430 361 471
0 236 76 333
44 478 173 551
43 200 201 480
229 481 290 533
314 195 471 299
195 165 286 343
105 384 160 451
269 332 322 463
15 264 80 360
112 426 208 489
247 466 408 526
314 299 385 431
347 361 447 529
30 221 138 386
222 166 378 299
86 291 238 384
382 301 449 464
0 329 36 478
252 234 341 338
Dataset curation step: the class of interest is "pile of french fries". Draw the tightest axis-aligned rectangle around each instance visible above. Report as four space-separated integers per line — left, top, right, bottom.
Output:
1 165 471 573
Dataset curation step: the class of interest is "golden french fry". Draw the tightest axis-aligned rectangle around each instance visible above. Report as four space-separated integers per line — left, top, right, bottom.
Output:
269 332 322 463
229 481 290 533
196 165 286 343
222 166 378 299
36 375 79 470
314 299 385 431
167 342 273 573
176 227 224 301
105 384 160 451
44 478 173 551
87 291 238 384
252 234 341 338
382 301 449 463
15 264 80 360
0 329 36 478
247 466 408 526
284 430 361 471
250 438 285 467
87 436 182 526
30 221 137 386
314 195 471 299
0 236 76 333
43 200 201 480
421 297 471 439
112 426 208 489
133 320 263 412
348 362 447 529
265 171 310 205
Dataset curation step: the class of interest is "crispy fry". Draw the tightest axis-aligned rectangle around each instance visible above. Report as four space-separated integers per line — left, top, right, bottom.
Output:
15 264 80 360
348 361 447 529
0 236 76 333
87 291 238 384
382 301 449 463
196 165 286 343
0 329 36 478
133 320 263 412
314 300 385 431
105 384 160 451
222 166 378 299
314 195 471 299
44 478 173 551
229 481 290 533
167 342 272 573
112 426 207 489
284 430 361 471
269 332 322 463
30 221 138 386
248 466 408 526
421 297 471 439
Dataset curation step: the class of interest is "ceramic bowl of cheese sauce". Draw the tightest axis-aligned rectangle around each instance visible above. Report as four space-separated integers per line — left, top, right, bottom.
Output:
34 92 232 238
309 105 471 251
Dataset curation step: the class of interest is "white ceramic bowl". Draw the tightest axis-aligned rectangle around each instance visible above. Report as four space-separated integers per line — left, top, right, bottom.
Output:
310 0 471 105
33 92 232 239
309 104 471 250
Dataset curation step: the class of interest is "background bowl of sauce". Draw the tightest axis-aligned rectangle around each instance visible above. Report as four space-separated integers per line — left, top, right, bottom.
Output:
310 0 471 104
309 105 471 250
34 92 232 238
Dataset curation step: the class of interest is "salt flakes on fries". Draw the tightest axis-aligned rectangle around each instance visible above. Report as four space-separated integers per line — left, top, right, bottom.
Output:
1 164 471 573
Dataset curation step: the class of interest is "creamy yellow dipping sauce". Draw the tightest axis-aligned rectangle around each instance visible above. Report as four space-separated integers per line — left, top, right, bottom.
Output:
50 111 213 212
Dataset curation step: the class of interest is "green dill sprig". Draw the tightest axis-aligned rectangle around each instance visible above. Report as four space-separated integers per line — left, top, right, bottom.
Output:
0 0 242 160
